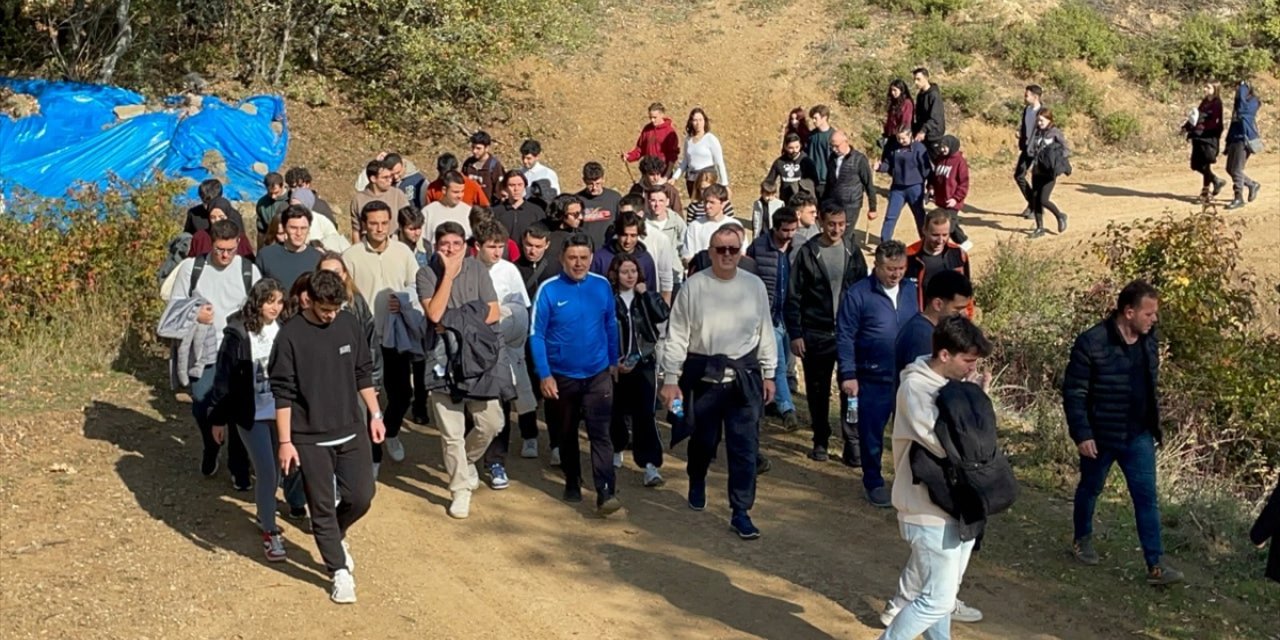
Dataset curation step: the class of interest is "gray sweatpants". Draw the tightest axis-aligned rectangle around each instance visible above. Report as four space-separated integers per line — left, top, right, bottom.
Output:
1225 142 1255 197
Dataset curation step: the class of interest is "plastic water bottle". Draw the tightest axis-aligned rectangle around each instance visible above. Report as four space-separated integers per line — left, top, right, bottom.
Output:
845 396 859 424
671 398 685 419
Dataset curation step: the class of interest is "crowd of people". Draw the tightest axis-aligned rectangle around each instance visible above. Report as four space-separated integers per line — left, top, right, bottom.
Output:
155 68 1275 635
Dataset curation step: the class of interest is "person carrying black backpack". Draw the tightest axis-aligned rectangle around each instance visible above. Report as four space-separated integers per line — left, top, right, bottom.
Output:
880 315 1001 636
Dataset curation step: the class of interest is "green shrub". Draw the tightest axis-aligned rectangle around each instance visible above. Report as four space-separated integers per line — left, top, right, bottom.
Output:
1044 65 1102 121
0 179 185 341
835 59 888 109
838 5 870 30
946 80 988 117
1245 0 1280 55
1096 111 1140 145
1129 13 1275 83
870 0 970 16
908 16 981 72
982 98 1023 127
1000 1 1121 74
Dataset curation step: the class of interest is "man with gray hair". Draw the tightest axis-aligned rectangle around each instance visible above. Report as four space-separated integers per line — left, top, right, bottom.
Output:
821 130 877 231
662 225 777 540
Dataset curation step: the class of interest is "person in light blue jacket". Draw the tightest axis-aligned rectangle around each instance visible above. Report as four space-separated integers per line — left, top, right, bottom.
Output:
1225 81 1263 209
836 240 919 508
530 233 623 515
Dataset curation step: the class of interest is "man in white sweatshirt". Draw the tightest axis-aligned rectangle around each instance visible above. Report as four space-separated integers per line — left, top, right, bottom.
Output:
880 315 992 640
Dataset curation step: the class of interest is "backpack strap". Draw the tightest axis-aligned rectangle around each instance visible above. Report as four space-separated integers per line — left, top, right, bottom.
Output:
188 255 208 297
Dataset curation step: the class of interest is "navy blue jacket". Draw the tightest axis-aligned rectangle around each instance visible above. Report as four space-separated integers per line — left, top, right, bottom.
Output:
879 140 933 188
836 275 918 383
895 312 934 375
1227 82 1261 144
530 272 619 380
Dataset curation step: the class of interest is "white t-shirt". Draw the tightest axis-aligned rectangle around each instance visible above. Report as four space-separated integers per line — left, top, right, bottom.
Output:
640 227 676 294
523 162 561 196
884 283 901 309
250 322 280 421
169 256 262 349
488 259 531 308
682 216 745 260
425 201 472 241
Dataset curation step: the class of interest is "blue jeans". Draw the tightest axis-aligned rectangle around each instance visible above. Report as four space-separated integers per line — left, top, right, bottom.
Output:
857 379 896 491
883 183 927 243
1073 432 1164 567
771 322 795 414
880 521 975 640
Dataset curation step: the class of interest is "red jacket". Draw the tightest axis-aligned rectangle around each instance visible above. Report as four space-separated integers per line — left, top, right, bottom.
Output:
425 177 491 207
930 150 969 210
884 100 915 137
624 117 681 170
905 240 973 317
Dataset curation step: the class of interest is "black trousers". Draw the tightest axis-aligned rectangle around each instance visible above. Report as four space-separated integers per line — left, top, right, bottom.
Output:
1031 174 1064 228
296 432 375 574
610 362 663 468
1014 153 1035 206
375 347 413 463
518 345 559 449
191 364 250 480
799 332 854 448
549 370 615 501
686 374 763 513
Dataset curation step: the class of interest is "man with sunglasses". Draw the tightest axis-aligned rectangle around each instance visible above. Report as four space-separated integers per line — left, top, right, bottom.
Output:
661 226 777 540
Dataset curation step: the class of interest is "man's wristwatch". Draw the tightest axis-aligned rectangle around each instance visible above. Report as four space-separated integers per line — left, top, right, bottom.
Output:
373 411 385 420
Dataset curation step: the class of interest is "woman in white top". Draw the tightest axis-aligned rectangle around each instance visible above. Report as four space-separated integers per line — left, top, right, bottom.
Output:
673 108 729 199
208 278 291 562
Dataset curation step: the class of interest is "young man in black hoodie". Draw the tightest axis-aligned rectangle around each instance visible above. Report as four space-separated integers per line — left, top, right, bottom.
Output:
272 270 383 605
765 133 819 204
912 68 946 152
1015 85 1044 218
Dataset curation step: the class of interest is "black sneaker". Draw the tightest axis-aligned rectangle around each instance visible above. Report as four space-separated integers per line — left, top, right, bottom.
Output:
232 475 253 492
1247 182 1260 203
563 482 583 503
201 448 219 477
285 505 308 520
730 511 761 540
756 454 772 475
781 410 799 432
1225 199 1246 210
1028 227 1047 239
688 479 707 511
841 441 860 468
1057 214 1068 234
808 445 829 462
597 494 623 517
1072 536 1100 566
1212 177 1226 196
1020 207 1034 219
866 486 892 508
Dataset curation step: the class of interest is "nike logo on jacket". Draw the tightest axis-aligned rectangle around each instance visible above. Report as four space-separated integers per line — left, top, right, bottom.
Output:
530 272 620 380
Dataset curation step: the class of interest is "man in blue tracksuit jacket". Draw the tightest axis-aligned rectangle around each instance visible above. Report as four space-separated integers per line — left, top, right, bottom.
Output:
835 240 918 507
530 233 623 514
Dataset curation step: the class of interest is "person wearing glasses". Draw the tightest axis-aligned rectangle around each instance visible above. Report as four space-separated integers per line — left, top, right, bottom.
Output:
540 193 588 265
661 226 777 540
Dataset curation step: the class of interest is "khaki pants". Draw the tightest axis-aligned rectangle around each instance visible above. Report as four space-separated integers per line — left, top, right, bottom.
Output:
430 392 503 493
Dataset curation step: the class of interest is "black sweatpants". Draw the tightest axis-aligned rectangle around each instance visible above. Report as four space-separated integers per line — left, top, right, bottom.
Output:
799 332 854 448
296 432 375 574
610 362 663 468
374 347 413 463
549 370 615 502
686 374 763 513
1031 174 1064 228
483 400 514 466
1014 153 1034 206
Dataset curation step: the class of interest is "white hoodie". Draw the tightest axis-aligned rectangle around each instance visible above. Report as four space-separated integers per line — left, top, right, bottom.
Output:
891 355 954 526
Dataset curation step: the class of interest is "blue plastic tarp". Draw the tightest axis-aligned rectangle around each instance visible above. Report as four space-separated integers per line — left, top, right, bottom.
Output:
0 77 288 206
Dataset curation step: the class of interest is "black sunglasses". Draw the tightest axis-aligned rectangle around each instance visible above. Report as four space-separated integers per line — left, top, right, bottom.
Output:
712 246 740 255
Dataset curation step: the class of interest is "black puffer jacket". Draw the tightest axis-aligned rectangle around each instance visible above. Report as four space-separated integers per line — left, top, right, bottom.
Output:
1062 315 1161 450
785 235 868 341
206 313 259 430
616 290 670 365
746 230 790 323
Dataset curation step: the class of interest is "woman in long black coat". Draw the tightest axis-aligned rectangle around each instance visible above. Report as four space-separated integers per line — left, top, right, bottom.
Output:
1182 83 1226 200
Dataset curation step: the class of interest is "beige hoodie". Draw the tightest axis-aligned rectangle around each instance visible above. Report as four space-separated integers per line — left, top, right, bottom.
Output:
891 356 955 526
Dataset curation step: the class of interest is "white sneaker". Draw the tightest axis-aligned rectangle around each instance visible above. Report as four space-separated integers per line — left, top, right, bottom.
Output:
643 463 664 487
385 436 405 462
880 600 899 627
613 452 625 468
521 438 538 458
341 539 355 573
959 239 974 252
952 599 983 623
549 447 561 467
330 569 356 604
449 490 473 519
